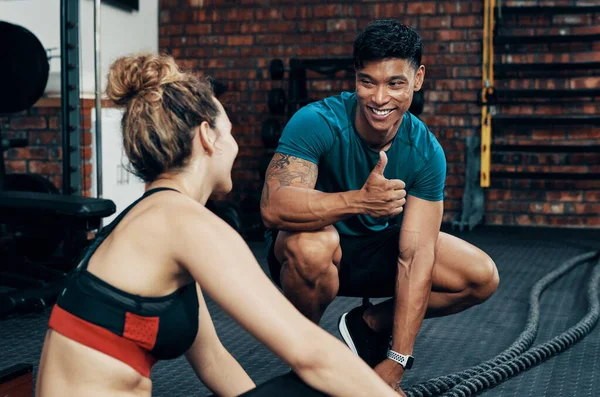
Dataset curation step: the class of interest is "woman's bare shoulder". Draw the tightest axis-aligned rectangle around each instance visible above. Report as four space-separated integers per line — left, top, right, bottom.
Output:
157 195 235 238
119 193 220 246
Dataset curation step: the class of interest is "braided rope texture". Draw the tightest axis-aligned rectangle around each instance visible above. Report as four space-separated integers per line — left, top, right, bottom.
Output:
404 250 600 397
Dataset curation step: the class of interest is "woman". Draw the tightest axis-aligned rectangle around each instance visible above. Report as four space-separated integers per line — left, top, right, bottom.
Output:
35 54 399 397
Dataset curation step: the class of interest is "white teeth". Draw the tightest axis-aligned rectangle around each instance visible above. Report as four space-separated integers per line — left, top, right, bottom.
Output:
371 108 393 116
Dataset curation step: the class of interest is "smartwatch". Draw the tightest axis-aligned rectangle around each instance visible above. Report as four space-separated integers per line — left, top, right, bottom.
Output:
387 349 414 370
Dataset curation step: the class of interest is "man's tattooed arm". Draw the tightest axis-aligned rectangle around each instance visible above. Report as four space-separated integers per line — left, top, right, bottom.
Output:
259 153 360 231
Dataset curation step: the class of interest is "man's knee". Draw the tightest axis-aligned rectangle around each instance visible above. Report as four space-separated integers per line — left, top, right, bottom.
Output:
470 254 499 303
275 226 341 286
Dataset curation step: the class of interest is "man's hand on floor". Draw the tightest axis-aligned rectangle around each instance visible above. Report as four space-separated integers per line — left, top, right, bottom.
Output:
374 359 407 396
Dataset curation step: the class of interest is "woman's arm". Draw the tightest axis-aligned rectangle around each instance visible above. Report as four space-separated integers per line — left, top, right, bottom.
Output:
184 284 255 397
171 201 398 397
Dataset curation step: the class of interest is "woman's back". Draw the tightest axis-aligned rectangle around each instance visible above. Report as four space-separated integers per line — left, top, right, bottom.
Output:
85 188 192 296
37 188 200 397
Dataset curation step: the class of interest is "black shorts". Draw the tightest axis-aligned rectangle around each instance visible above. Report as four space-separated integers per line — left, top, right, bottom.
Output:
236 371 326 397
267 226 400 298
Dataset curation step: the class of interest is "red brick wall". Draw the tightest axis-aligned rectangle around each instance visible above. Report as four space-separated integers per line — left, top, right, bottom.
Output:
1 98 95 197
158 0 599 228
486 1 600 228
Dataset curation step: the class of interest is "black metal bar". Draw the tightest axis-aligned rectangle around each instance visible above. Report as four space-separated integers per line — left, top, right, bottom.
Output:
60 0 81 195
495 62 600 75
493 145 600 153
490 178 600 190
491 172 600 180
0 127 5 191
495 34 600 45
498 6 600 15
492 115 600 126
494 88 600 99
0 363 33 383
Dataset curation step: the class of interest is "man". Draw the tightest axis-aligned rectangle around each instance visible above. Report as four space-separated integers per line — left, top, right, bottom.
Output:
260 19 499 394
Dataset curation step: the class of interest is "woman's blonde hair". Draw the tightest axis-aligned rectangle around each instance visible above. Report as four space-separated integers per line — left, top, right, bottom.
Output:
106 53 219 182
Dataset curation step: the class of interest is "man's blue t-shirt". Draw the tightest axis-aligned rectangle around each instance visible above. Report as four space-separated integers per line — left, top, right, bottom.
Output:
274 91 446 237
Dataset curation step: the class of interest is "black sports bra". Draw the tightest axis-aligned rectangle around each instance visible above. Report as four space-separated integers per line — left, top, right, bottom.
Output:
48 187 199 377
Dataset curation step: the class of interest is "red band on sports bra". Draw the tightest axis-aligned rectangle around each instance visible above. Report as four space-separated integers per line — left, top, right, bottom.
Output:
48 305 157 377
123 312 159 351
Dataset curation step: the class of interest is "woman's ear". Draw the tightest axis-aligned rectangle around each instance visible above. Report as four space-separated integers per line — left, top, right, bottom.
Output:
198 121 216 155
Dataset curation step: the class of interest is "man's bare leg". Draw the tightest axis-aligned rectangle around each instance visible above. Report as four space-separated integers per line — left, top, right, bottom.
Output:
363 232 500 333
274 225 343 324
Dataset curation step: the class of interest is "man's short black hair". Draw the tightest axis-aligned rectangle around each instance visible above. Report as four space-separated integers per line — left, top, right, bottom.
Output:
353 19 423 72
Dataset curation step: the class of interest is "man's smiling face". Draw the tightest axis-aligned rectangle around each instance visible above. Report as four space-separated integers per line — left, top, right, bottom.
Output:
355 58 424 144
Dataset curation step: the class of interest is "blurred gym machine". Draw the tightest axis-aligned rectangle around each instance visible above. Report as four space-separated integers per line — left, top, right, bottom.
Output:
0 0 116 318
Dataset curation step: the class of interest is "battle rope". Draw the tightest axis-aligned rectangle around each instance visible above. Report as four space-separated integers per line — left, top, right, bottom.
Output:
404 250 600 397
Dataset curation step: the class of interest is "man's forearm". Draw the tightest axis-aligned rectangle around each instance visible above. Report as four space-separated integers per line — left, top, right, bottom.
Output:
391 250 435 356
261 186 362 231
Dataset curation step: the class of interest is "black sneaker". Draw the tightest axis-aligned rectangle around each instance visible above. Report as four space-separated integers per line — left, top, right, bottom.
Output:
338 304 390 368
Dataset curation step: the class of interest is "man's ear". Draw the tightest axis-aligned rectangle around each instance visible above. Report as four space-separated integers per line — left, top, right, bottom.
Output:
198 121 216 155
414 65 425 91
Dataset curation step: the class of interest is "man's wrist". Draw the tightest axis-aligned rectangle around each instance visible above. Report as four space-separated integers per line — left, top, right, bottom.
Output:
385 358 405 377
342 190 364 215
387 349 414 370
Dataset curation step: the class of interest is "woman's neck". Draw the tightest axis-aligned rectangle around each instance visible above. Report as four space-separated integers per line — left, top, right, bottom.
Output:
147 173 212 205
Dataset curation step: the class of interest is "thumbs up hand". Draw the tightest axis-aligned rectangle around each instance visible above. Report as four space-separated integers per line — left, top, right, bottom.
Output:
357 151 407 218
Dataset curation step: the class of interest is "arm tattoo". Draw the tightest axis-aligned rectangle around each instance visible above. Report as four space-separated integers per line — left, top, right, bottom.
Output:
266 153 318 190
260 182 270 209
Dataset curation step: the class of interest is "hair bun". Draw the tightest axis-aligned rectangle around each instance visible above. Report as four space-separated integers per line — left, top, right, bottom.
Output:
106 53 183 106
